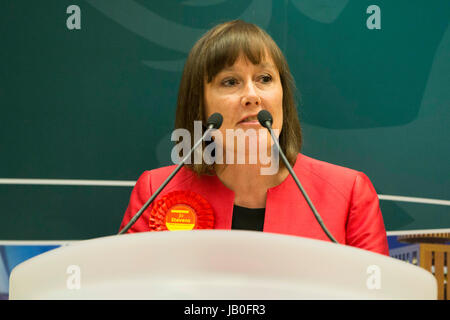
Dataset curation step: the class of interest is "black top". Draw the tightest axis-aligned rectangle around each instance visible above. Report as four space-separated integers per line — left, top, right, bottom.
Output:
231 205 265 231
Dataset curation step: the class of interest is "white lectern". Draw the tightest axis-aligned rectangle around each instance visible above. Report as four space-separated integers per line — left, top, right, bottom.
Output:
9 230 437 299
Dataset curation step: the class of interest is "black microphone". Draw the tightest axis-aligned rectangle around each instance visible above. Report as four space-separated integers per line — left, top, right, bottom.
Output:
257 110 338 243
118 112 223 234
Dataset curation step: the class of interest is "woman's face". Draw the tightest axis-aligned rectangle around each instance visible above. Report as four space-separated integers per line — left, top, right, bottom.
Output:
204 52 283 160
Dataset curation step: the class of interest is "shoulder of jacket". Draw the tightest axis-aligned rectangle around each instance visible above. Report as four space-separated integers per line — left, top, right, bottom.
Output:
296 154 366 201
141 164 198 189
297 153 360 180
145 164 177 178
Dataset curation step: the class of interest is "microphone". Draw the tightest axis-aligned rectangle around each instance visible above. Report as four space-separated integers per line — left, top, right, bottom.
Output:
118 112 223 234
257 110 338 243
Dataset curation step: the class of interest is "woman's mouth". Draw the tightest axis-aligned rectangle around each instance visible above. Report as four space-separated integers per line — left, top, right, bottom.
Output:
238 115 260 126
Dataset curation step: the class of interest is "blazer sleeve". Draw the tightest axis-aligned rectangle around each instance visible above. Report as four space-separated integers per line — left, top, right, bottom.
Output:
345 172 389 256
119 171 153 233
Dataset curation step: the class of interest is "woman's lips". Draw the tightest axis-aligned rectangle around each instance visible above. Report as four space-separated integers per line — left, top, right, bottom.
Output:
237 120 261 126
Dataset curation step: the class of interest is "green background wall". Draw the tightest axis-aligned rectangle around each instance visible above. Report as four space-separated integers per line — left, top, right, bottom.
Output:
1 0 449 240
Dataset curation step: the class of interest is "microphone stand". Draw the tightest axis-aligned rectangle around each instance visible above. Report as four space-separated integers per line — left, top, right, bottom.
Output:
118 115 222 234
260 113 338 244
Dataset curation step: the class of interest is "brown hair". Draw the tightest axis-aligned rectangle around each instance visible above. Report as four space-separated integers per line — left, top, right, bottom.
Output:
175 20 302 175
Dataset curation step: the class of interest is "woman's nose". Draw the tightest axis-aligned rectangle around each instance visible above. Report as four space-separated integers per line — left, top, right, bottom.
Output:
241 82 261 107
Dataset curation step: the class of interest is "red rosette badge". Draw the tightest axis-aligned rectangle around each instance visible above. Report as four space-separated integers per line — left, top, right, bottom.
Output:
149 190 214 231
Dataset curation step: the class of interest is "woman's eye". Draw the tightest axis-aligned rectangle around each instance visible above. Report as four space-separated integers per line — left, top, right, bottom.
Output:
222 78 238 86
260 75 272 83
220 75 272 87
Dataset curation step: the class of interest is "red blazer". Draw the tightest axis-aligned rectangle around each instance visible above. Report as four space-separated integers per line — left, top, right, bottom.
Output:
120 153 389 256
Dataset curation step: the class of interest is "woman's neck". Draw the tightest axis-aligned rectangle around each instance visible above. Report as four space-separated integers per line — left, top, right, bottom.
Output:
214 162 289 209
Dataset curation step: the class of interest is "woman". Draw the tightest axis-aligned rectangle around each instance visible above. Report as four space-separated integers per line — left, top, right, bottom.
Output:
119 20 389 256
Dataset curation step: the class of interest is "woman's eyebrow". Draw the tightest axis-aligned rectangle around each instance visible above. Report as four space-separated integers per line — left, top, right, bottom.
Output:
259 62 276 70
220 62 276 73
